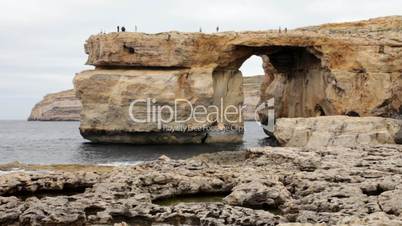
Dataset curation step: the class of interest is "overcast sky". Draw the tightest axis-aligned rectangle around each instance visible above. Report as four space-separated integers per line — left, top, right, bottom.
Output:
0 0 401 119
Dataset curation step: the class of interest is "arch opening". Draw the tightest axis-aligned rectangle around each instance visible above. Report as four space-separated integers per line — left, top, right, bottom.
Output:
239 55 265 122
228 46 330 122
239 55 265 77
211 45 332 140
255 46 331 119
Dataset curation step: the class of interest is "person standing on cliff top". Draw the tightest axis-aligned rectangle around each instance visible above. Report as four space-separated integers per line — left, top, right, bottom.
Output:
117 26 120 32
121 26 126 32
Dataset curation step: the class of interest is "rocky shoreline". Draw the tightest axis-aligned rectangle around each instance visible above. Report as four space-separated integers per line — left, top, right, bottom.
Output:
1 144 402 225
13 15 402 226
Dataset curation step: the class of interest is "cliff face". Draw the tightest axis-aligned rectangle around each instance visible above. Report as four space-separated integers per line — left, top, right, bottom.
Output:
28 89 81 121
74 16 402 144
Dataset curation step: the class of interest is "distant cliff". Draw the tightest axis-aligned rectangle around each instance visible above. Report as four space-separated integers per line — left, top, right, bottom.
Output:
243 75 264 121
28 89 81 121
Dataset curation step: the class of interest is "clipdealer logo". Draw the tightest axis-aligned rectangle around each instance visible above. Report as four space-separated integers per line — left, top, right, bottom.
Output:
128 97 275 132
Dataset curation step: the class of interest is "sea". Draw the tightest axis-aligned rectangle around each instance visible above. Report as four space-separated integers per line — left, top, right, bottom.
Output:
0 121 271 165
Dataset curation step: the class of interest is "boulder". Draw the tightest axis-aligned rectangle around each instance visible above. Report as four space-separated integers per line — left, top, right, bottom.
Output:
223 179 292 210
378 189 402 216
274 116 402 147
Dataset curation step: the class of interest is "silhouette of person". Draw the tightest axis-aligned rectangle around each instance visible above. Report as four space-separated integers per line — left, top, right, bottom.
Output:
216 26 219 32
117 26 120 32
121 26 126 32
285 27 288 33
199 27 202 32
135 25 138 32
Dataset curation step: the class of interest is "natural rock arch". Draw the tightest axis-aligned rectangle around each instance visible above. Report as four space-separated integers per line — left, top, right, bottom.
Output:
75 17 402 144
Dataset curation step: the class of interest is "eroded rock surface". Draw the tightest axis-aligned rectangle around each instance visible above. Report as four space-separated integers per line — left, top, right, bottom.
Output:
28 89 81 121
75 68 243 144
274 116 402 147
1 145 402 225
74 16 402 144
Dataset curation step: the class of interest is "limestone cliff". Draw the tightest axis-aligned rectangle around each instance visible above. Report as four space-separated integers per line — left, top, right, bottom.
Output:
28 89 81 121
75 16 402 144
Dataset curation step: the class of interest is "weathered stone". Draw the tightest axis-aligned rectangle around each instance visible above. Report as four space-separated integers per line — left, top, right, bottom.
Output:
74 68 243 144
223 179 292 211
28 89 81 121
0 171 99 197
74 16 402 144
378 189 402 216
339 212 402 226
274 116 402 147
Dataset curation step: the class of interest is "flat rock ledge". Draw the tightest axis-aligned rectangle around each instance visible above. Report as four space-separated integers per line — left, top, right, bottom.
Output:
1 145 402 225
273 116 402 147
